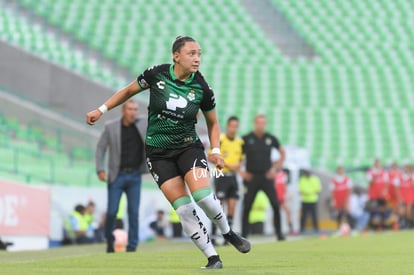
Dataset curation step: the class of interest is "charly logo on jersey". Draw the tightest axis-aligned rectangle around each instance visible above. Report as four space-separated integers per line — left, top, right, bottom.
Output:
156 80 166 90
166 93 188 111
187 89 196 101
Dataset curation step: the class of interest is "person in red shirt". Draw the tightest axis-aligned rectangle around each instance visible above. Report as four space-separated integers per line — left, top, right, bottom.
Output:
274 168 295 235
367 159 388 201
331 166 353 228
396 164 414 228
386 162 402 211
366 159 388 229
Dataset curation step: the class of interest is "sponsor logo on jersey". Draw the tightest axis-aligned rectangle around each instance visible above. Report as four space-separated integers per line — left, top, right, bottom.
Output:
138 78 149 89
166 93 187 111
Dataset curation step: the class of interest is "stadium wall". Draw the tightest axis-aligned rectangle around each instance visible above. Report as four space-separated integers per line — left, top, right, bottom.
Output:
0 40 146 125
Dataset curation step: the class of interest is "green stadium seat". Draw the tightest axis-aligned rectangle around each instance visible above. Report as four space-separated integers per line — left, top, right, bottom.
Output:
2 0 413 171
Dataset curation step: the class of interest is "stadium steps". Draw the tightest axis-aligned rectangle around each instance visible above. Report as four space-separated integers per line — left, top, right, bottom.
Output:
7 0 414 169
0 112 100 186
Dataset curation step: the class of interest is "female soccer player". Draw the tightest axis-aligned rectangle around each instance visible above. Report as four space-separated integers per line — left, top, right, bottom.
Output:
86 36 250 269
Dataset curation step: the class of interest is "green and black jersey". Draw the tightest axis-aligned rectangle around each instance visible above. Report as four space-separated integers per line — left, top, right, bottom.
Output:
137 64 216 149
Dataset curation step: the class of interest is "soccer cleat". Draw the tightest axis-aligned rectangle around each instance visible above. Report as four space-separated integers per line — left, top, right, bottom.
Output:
201 255 223 269
223 230 251 253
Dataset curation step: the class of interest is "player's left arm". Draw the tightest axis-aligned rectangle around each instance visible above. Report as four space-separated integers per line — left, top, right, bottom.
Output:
203 109 224 169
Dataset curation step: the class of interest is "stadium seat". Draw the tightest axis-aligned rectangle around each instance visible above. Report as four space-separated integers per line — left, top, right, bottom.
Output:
3 0 413 171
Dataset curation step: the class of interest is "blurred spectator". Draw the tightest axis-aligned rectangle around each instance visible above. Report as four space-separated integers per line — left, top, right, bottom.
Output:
299 170 321 233
84 201 96 227
63 204 95 244
0 237 13 251
84 200 101 242
368 199 396 230
386 162 402 212
113 219 128 252
169 208 183 238
248 191 270 235
396 164 414 229
366 159 388 228
274 168 295 235
349 186 370 231
149 210 168 239
331 166 353 228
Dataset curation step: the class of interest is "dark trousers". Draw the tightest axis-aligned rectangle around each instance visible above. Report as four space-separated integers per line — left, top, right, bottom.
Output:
171 222 183 238
250 222 264 235
336 208 353 228
105 171 141 251
300 202 319 232
242 173 282 238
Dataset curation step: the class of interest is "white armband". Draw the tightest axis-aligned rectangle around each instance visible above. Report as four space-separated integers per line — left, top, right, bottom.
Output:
98 104 108 114
211 147 221 155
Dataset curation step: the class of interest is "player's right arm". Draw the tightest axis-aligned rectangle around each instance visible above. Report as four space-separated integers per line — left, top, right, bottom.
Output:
86 81 142 125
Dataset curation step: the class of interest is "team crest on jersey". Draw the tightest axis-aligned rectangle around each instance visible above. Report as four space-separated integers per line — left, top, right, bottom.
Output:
138 78 149 89
266 137 271 145
187 89 196 101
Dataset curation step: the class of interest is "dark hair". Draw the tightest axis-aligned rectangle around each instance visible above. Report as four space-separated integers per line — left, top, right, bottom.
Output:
74 204 85 213
227 116 239 124
172 36 196 54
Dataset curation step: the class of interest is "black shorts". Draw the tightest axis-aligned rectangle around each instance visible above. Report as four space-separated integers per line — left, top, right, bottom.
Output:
145 141 209 187
214 174 239 200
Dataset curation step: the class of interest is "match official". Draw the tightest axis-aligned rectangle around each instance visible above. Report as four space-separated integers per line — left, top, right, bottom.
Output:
240 114 286 241
208 116 243 244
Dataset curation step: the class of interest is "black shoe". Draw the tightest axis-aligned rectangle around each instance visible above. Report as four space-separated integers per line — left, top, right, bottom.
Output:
223 230 251 253
201 255 223 269
0 240 13 250
106 245 114 253
278 235 286 241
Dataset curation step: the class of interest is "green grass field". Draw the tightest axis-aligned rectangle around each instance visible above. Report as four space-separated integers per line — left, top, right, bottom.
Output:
1 232 413 274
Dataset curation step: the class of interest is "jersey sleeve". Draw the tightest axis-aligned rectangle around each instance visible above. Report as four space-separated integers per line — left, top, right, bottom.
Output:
200 87 216 112
136 65 159 90
366 171 373 181
271 136 281 149
329 180 335 191
241 135 248 154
